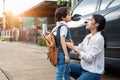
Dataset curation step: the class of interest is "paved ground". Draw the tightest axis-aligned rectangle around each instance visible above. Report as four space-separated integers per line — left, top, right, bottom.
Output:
0 41 56 80
0 41 120 80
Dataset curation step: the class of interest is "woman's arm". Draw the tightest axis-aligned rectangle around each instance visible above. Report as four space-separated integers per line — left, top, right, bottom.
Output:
80 37 104 63
66 42 80 55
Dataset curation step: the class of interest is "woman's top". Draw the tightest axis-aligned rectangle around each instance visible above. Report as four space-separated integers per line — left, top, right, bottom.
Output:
77 32 104 74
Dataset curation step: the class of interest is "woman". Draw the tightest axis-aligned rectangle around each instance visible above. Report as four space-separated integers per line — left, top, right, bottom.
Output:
66 14 106 80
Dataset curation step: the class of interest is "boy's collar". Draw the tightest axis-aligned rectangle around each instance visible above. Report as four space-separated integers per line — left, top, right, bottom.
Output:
56 21 68 26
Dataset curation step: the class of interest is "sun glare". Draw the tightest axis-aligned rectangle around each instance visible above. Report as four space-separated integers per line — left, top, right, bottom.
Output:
5 0 41 16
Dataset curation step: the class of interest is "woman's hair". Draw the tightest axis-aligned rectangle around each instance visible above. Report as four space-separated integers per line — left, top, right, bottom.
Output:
93 14 106 31
55 7 69 21
93 14 106 48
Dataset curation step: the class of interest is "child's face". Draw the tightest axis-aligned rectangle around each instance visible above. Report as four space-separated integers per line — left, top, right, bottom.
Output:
62 12 71 22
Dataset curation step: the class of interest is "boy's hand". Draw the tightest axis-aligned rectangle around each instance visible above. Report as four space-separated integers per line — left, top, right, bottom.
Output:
65 55 70 63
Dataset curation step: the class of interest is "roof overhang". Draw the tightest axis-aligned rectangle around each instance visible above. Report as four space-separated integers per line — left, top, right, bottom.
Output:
18 0 57 17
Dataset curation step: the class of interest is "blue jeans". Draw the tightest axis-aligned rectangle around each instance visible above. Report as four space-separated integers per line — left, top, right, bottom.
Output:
56 52 71 80
68 62 102 80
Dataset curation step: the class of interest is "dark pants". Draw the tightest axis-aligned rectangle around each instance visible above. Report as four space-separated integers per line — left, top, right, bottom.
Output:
69 62 102 80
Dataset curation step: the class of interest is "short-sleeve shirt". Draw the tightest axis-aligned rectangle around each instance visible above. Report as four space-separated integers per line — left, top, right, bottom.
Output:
60 26 67 37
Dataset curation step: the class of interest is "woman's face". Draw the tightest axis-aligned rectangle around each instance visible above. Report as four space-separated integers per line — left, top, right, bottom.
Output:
86 16 97 30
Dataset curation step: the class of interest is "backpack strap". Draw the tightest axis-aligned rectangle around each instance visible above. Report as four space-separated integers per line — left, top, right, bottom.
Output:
51 26 58 33
51 24 68 34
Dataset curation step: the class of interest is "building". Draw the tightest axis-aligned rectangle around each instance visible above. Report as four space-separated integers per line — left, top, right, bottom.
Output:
18 0 57 43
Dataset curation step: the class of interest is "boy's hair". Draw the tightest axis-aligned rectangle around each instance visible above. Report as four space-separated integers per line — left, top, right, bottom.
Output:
55 7 69 21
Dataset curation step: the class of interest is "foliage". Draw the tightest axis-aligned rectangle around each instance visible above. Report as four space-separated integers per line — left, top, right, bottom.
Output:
57 0 62 5
5 12 21 29
67 0 71 10
4 37 11 41
57 0 68 7
0 36 11 42
37 37 46 46
57 0 71 10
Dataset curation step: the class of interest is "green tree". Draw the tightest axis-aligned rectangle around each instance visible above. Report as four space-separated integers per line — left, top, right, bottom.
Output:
57 0 71 10
5 12 20 29
57 0 68 7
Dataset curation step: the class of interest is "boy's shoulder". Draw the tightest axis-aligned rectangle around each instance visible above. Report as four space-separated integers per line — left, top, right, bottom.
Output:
59 25 68 34
60 25 68 29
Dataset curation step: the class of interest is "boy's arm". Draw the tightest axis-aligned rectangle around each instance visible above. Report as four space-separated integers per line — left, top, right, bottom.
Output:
61 35 70 63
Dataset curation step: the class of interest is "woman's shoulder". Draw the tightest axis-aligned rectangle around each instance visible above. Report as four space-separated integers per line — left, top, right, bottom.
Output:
95 32 104 39
94 32 104 42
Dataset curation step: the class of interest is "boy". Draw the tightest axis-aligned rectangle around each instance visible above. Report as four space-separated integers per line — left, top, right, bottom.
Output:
55 7 72 80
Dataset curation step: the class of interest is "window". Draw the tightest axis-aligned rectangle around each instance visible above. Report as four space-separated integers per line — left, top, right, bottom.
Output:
100 0 120 10
72 0 98 16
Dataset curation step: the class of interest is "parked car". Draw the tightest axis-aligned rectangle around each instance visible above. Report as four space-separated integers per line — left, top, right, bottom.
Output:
68 0 120 69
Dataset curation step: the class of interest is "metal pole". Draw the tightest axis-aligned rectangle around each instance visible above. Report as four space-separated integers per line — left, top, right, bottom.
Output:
3 0 6 29
2 0 6 39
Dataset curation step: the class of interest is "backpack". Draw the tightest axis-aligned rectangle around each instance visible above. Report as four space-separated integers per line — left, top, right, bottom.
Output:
40 27 59 66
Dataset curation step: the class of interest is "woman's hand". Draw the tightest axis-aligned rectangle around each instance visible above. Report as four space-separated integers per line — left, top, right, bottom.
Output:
66 41 75 50
66 41 81 55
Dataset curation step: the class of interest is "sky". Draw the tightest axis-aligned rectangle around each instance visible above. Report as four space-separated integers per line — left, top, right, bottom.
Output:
0 0 44 17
